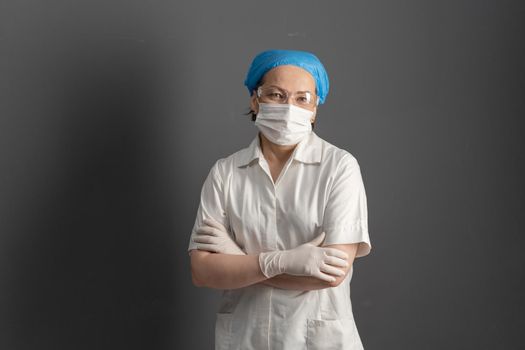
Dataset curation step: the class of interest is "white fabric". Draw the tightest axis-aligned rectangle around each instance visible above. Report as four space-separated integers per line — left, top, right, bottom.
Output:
188 131 371 350
254 103 313 145
193 218 246 255
258 232 349 282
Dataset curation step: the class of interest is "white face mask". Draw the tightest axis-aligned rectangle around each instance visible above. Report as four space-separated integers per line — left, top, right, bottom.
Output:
254 103 314 146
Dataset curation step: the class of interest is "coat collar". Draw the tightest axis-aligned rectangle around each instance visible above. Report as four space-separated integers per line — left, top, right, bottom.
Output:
237 131 323 167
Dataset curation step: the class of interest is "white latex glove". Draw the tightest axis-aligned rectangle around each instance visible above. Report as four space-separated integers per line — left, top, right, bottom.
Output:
258 232 349 282
193 218 246 255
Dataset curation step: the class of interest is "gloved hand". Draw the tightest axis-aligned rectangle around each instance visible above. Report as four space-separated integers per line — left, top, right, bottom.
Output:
193 218 246 255
258 232 349 282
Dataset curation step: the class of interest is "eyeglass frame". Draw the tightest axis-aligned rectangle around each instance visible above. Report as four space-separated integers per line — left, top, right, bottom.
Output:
256 85 320 108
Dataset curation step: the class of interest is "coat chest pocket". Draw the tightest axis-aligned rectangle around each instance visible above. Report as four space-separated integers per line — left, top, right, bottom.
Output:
306 318 363 350
215 313 233 350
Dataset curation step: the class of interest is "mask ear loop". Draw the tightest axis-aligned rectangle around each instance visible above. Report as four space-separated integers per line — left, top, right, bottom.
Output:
310 95 320 124
253 87 263 119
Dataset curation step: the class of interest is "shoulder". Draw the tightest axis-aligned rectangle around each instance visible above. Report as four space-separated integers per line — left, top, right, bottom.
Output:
208 141 254 181
316 134 360 171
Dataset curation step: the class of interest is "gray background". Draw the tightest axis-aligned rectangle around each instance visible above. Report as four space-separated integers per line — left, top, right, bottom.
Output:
1 0 524 349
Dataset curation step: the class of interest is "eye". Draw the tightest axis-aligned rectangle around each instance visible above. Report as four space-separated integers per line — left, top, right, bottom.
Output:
268 92 284 99
296 94 311 105
297 96 308 102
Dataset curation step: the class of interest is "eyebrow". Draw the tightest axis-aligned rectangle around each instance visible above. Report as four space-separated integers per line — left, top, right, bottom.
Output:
265 85 314 94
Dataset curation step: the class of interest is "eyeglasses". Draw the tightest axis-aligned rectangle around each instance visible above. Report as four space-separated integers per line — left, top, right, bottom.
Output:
257 86 319 108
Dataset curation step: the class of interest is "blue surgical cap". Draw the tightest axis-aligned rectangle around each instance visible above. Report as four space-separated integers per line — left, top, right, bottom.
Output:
244 49 330 104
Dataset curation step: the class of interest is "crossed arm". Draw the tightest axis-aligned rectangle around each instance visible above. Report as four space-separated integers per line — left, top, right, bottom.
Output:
261 244 357 290
190 242 358 291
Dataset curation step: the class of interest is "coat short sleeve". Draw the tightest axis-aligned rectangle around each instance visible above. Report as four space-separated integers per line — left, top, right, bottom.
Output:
322 154 371 258
187 159 230 254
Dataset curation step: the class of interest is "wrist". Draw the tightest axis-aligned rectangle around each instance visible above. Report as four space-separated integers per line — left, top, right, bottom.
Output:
258 251 283 278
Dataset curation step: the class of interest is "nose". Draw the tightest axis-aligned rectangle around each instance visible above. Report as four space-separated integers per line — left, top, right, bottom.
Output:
283 94 293 104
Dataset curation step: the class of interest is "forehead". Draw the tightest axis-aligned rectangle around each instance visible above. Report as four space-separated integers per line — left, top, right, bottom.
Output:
261 65 316 91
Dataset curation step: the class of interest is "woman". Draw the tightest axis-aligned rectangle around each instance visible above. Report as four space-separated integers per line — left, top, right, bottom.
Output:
188 49 372 349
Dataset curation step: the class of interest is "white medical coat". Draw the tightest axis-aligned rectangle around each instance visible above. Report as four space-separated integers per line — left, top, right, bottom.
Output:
188 131 372 350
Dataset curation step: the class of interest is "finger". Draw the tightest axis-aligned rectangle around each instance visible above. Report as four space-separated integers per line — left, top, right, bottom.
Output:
323 247 348 260
320 263 346 277
196 244 220 253
323 255 349 268
196 226 219 236
193 235 217 244
203 218 227 232
312 270 336 283
307 232 326 246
